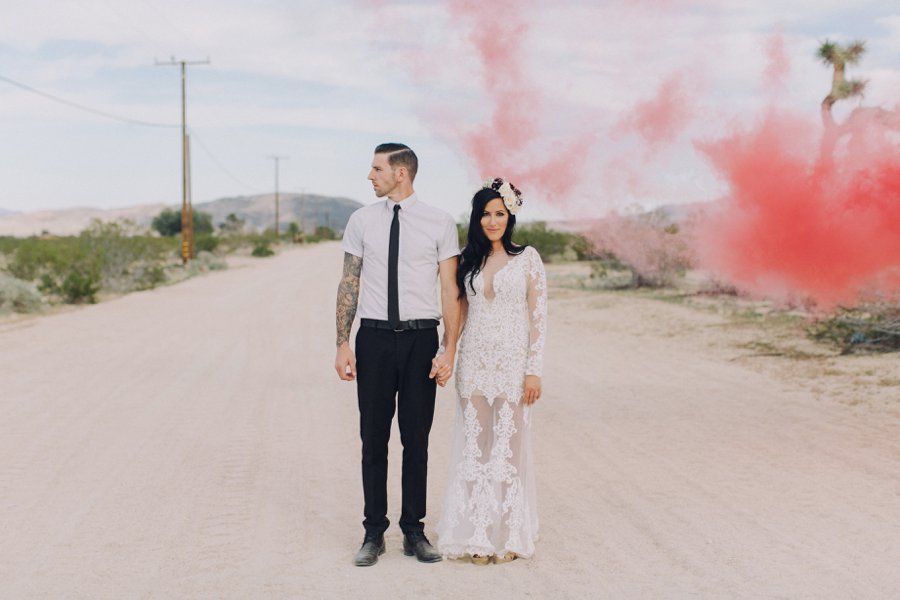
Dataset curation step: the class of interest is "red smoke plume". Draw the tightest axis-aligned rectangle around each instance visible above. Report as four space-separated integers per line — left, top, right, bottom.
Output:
691 31 900 306
433 0 595 202
376 3 900 307
615 74 695 154
695 110 900 307
764 31 789 91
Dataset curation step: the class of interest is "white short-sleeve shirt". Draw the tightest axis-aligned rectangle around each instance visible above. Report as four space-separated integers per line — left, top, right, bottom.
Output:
342 193 459 321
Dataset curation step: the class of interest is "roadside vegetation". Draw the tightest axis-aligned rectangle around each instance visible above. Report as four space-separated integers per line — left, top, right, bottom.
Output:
0 209 339 316
4 208 896 357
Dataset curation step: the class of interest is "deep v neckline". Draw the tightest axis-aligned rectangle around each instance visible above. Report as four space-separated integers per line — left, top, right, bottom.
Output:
481 250 525 301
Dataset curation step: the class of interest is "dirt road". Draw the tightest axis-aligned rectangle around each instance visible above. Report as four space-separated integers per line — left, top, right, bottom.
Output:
2 242 899 599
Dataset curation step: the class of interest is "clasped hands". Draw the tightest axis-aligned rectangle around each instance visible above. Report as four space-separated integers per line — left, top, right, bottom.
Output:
429 348 454 387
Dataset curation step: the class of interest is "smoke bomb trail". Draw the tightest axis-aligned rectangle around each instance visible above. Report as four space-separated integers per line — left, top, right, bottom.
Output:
695 109 900 307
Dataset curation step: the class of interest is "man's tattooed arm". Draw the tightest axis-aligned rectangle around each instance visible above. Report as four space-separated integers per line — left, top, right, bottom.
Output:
336 252 363 346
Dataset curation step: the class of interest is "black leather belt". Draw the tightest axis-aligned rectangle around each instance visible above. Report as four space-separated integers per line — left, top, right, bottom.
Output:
360 318 440 331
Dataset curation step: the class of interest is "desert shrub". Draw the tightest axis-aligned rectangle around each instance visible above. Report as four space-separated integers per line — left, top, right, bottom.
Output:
194 233 220 253
809 304 900 354
4 220 176 302
219 213 245 234
79 220 174 292
315 225 336 240
251 241 275 257
189 251 228 272
587 209 693 288
287 222 303 243
583 254 635 289
151 209 214 236
455 222 591 262
0 236 19 256
514 222 572 260
305 226 336 243
60 269 101 304
571 234 598 261
0 273 43 313
133 264 167 290
6 237 81 282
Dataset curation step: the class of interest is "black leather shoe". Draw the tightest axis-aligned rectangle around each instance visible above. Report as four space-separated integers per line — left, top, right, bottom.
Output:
403 532 442 563
354 534 385 567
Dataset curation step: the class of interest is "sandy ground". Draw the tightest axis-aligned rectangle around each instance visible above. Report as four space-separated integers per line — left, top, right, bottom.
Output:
2 241 900 599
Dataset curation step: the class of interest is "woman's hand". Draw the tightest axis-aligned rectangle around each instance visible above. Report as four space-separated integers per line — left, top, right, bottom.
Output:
431 347 454 387
523 375 542 405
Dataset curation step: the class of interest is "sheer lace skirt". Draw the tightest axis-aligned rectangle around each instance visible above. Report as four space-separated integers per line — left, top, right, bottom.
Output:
436 392 539 558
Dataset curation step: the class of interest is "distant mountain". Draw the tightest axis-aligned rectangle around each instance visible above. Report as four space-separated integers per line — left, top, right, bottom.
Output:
0 193 364 237
0 204 167 237
195 193 362 234
0 208 18 217
548 200 721 233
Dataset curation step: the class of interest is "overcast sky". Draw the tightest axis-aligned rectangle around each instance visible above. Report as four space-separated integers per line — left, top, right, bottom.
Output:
1 0 898 220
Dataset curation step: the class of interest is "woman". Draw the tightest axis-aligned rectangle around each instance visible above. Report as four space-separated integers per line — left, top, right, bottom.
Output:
436 178 547 564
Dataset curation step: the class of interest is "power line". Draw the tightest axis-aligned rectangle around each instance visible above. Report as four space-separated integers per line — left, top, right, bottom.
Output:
1 72 268 198
190 130 266 194
0 73 179 128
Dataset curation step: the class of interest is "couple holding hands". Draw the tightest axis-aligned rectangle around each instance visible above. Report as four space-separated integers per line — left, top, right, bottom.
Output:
334 143 547 567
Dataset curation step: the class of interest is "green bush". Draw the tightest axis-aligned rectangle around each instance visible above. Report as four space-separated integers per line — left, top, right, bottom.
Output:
514 222 572 259
251 242 275 257
305 226 336 243
151 208 214 236
134 264 167 290
456 221 591 262
5 236 86 282
194 233 220 253
61 269 101 304
80 221 174 292
0 273 43 313
3 219 176 303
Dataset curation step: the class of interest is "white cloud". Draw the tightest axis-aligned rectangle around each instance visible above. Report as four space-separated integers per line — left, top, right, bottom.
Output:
1 0 898 215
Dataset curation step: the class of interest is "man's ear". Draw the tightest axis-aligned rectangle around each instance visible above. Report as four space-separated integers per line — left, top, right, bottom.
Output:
396 166 408 182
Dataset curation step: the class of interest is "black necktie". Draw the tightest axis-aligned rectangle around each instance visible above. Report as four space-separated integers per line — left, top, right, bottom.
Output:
388 204 401 328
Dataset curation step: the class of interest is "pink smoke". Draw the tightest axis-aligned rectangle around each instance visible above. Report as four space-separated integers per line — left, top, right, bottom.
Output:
615 74 695 154
694 109 900 307
373 2 900 307
764 31 789 90
425 0 595 202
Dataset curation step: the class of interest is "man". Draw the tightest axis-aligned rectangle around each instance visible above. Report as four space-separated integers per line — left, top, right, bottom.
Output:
334 143 460 566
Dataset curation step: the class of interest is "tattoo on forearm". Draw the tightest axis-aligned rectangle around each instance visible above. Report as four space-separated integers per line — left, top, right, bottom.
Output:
336 253 362 346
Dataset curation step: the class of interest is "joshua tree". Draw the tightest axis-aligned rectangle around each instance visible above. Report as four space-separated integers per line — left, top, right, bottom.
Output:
817 39 867 128
816 39 900 163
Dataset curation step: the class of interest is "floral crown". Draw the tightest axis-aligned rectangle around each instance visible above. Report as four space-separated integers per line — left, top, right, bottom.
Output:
482 177 524 215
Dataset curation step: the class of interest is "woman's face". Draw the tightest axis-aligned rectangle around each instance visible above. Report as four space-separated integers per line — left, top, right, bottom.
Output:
480 197 509 244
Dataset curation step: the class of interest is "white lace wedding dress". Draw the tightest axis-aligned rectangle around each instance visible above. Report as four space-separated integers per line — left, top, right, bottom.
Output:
436 245 547 559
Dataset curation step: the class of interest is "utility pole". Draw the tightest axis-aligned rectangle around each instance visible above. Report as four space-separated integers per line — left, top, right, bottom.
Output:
185 133 194 258
268 155 288 237
155 56 210 263
299 186 307 234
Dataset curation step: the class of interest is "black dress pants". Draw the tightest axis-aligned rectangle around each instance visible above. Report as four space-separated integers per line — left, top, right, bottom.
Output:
355 325 439 536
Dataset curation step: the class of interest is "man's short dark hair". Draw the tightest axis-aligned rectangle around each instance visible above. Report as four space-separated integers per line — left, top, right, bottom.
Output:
375 143 418 181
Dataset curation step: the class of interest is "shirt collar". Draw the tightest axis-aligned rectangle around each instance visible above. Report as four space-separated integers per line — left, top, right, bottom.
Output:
385 192 418 213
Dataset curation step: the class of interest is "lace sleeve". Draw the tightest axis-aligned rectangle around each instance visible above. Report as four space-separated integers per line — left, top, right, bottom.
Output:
526 247 547 377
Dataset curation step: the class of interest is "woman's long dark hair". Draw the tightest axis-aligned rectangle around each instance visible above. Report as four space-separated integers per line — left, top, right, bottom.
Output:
457 187 526 299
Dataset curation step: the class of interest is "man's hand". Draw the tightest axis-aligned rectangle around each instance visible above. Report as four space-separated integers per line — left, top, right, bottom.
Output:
429 348 454 387
335 342 357 381
523 375 542 405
